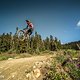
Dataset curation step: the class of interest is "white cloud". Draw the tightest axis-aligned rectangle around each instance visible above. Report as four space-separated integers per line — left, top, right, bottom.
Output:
77 20 80 27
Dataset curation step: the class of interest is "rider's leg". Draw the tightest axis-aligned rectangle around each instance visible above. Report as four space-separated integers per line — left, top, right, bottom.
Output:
24 29 31 40
23 28 33 40
27 28 33 35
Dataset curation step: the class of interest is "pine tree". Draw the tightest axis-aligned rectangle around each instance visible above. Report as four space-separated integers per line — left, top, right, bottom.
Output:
44 37 50 50
0 27 62 53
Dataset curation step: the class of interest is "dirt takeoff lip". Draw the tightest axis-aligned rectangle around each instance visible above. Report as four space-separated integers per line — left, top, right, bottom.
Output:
0 55 53 80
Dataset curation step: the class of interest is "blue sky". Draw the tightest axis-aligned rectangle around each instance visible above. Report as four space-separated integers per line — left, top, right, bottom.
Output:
0 0 80 44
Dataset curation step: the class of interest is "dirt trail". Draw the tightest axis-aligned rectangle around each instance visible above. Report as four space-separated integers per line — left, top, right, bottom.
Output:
0 55 53 80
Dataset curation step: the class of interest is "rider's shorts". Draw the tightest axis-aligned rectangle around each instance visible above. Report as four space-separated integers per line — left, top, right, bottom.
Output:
27 28 33 35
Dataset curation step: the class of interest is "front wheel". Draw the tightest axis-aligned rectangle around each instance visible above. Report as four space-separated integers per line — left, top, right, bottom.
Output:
17 30 25 41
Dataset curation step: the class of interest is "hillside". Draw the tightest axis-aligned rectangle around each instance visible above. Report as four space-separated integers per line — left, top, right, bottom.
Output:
62 40 80 50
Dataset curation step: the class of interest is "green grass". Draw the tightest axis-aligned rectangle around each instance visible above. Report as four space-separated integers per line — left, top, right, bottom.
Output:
0 53 15 60
0 53 33 61
0 56 9 60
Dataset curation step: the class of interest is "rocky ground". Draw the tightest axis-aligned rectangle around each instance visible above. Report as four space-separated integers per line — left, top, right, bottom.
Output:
0 54 54 80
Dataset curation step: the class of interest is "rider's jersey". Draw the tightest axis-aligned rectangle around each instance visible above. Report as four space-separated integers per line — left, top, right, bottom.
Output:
27 22 33 29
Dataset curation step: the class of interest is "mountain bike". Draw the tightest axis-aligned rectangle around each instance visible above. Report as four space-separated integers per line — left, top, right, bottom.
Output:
17 29 30 41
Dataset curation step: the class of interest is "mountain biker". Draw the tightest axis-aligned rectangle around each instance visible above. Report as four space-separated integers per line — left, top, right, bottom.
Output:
23 20 34 36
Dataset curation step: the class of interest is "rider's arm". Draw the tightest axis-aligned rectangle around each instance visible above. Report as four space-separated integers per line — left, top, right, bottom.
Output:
23 25 28 30
27 25 28 28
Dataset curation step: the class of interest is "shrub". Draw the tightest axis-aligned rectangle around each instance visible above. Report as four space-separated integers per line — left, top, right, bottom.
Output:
66 62 80 80
0 56 8 60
